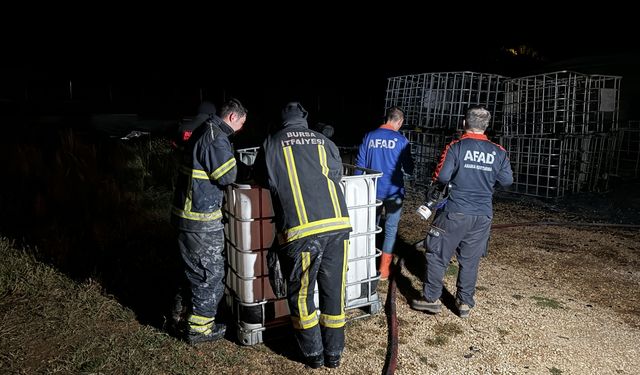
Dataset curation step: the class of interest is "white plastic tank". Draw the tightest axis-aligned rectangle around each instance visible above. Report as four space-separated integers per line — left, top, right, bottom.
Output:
224 148 382 345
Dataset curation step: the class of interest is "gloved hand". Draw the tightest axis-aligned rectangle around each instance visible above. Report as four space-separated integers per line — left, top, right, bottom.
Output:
267 247 287 298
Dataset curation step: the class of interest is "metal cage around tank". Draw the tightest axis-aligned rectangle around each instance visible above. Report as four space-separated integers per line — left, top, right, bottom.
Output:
223 147 384 345
385 71 506 132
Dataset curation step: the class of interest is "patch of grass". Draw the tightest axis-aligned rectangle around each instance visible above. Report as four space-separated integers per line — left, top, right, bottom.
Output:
426 336 449 346
375 348 386 357
497 327 510 336
549 366 563 374
434 322 463 336
512 294 524 300
0 239 207 375
0 239 70 299
531 296 563 309
426 322 463 346
446 264 458 276
476 285 488 291
211 344 250 369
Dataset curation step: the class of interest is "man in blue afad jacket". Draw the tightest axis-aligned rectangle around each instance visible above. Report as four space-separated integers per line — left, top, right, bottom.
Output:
355 106 414 280
411 105 512 318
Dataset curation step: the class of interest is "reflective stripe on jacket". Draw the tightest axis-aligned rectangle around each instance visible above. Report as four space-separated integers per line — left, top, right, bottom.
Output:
261 120 351 243
171 116 237 232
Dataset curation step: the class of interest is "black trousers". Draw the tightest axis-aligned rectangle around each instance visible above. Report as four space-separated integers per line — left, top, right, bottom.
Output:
278 231 350 357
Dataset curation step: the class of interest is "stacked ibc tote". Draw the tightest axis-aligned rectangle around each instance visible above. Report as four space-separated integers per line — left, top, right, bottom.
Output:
386 70 622 198
501 71 621 198
614 120 640 178
385 71 507 184
224 148 383 345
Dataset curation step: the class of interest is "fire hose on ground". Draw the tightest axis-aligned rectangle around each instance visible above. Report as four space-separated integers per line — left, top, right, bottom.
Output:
382 257 403 375
381 219 640 374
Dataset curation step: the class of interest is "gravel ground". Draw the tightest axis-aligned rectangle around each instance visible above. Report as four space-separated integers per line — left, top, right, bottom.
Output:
207 187 639 374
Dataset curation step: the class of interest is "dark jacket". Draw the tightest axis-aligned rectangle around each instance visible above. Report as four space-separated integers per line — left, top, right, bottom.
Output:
433 132 513 217
171 115 237 232
259 103 351 243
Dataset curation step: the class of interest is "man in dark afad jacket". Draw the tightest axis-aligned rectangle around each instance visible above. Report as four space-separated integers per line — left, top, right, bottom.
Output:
170 98 247 344
411 105 512 319
257 102 351 369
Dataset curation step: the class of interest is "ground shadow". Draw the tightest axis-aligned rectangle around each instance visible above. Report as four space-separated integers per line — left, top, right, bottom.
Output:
390 237 424 303
260 324 308 366
390 237 458 315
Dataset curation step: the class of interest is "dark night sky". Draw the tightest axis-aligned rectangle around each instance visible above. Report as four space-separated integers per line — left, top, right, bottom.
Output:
3 13 639 145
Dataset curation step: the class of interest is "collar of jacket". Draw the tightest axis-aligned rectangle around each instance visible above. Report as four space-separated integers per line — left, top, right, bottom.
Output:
281 118 309 129
461 132 488 141
209 115 235 136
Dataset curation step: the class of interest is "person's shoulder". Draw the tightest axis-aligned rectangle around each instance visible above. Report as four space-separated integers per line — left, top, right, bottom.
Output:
270 127 288 138
324 137 338 147
204 124 231 145
398 131 410 141
489 139 507 153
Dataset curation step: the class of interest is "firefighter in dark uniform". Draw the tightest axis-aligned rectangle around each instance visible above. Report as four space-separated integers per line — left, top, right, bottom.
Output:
411 105 512 318
258 102 351 369
171 99 247 344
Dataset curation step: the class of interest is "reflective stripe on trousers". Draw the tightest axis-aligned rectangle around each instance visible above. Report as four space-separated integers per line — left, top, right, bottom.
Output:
278 231 350 357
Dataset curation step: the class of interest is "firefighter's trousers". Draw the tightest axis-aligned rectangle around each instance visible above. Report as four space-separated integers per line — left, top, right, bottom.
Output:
177 229 226 319
278 231 350 357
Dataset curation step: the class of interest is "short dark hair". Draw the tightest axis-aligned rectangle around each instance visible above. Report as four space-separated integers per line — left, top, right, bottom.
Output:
465 105 491 131
385 106 405 123
220 98 248 119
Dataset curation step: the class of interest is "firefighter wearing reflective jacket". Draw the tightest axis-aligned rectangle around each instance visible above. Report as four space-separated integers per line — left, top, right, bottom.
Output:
258 102 351 369
170 99 247 345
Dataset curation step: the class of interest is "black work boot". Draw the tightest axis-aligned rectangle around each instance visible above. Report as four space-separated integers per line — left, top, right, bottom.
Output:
304 354 324 369
324 354 341 368
186 323 226 345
